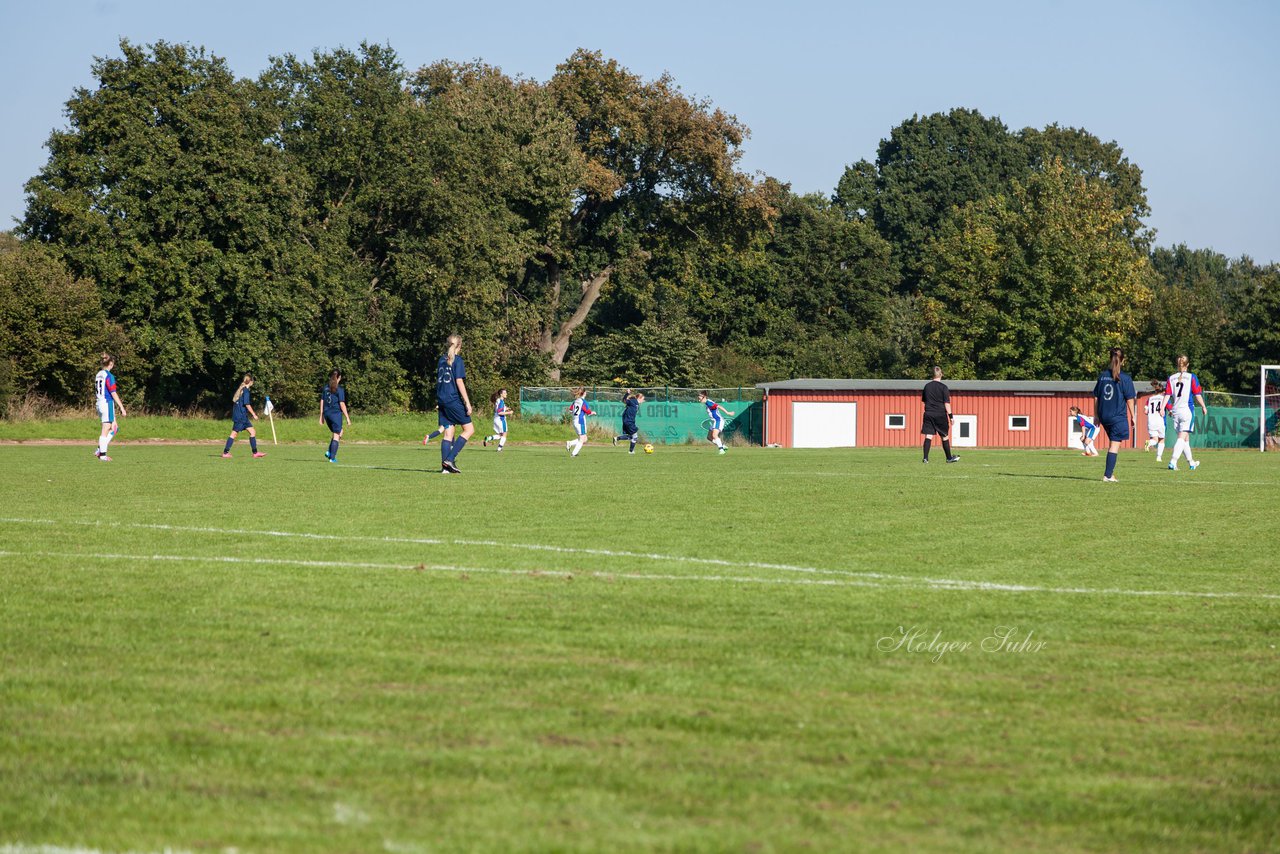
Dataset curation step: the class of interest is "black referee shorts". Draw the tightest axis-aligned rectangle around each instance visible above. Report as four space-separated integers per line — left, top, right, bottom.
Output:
921 413 950 438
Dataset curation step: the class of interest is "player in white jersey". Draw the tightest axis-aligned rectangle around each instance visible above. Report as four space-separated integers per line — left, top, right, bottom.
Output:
1142 380 1167 461
565 387 594 457
1163 354 1208 471
1069 406 1099 456
483 388 514 451
93 352 126 461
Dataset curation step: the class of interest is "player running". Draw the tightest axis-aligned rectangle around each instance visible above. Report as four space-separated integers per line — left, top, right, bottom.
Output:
1164 354 1208 471
483 388 513 451
1069 406 1099 456
222 374 266 459
698 391 735 454
566 387 593 457
93 352 126 461
613 389 645 454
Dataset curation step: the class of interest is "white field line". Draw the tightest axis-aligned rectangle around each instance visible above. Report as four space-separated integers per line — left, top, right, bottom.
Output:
0 846 194 854
2 547 1278 601
0 549 888 589
0 517 870 580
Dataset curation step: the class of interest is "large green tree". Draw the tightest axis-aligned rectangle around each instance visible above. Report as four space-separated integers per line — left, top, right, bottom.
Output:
1219 259 1280 392
862 108 1028 284
0 233 128 410
259 44 421 410
1128 245 1234 387
1020 124 1152 253
920 159 1151 379
22 40 319 409
402 60 584 397
535 50 774 381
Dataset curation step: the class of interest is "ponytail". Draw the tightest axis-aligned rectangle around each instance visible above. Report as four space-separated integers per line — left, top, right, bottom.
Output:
328 370 341 395
1109 347 1124 382
100 352 114 369
444 334 462 367
232 373 253 404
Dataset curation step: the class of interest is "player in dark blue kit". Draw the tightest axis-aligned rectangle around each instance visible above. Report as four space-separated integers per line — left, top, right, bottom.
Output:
222 373 266 459
321 369 351 463
613 390 645 454
1093 346 1137 483
436 334 474 474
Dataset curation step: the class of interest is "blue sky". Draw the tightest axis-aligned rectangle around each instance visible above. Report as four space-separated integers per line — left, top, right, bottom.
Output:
3 0 1277 262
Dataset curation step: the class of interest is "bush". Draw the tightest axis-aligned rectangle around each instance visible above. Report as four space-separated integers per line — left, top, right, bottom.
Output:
0 234 131 412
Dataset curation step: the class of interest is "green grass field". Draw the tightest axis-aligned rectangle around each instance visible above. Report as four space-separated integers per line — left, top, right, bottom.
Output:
1 435 1277 853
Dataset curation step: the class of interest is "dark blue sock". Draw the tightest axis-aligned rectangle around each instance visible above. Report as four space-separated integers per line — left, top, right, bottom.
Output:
629 439 637 452
429 429 443 440
1105 452 1117 478
223 436 234 454
450 436 468 461
329 438 339 460
441 439 453 464
249 436 258 452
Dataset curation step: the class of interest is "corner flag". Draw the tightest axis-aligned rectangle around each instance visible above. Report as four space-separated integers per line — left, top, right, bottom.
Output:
263 395 277 445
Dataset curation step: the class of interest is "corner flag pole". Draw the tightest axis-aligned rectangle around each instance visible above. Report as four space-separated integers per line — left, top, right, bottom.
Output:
265 395 278 446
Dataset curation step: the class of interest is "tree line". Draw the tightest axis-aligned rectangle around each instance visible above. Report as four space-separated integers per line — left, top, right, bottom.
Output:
3 40 1277 415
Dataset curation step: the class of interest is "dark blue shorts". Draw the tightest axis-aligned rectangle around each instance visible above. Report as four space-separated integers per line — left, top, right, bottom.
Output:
439 399 471 427
622 422 638 436
324 413 344 434
1101 418 1129 442
232 418 251 433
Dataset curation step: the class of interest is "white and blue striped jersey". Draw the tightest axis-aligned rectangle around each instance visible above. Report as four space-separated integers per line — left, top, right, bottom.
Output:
704 398 724 428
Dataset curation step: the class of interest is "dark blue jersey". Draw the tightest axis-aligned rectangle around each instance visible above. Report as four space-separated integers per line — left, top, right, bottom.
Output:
436 355 466 405
232 387 250 422
1093 371 1136 425
321 384 346 417
622 396 639 428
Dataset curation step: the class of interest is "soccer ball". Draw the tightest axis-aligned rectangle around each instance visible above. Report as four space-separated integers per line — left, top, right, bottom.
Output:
644 444 654 454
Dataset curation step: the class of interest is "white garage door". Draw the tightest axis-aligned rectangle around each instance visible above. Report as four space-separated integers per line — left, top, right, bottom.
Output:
792 401 857 448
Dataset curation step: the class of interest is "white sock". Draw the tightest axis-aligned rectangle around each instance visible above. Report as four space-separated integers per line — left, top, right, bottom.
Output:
1183 442 1195 463
498 437 506 448
713 438 724 449
1156 441 1164 459
99 435 109 455
571 439 581 456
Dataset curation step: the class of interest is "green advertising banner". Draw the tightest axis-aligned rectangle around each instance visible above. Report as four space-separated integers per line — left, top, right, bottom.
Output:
1193 405 1277 449
520 388 763 445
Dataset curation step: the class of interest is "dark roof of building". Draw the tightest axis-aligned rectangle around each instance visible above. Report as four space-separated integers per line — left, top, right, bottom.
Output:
755 378 1101 393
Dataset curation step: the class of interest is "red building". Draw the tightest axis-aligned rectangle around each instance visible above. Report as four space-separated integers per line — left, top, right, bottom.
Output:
758 379 1153 449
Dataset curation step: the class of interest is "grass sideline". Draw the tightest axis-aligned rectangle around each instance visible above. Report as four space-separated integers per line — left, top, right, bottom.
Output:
1 443 1277 852
0 413 607 445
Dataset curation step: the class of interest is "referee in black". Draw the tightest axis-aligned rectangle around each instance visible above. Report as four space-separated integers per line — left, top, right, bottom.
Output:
921 365 959 463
